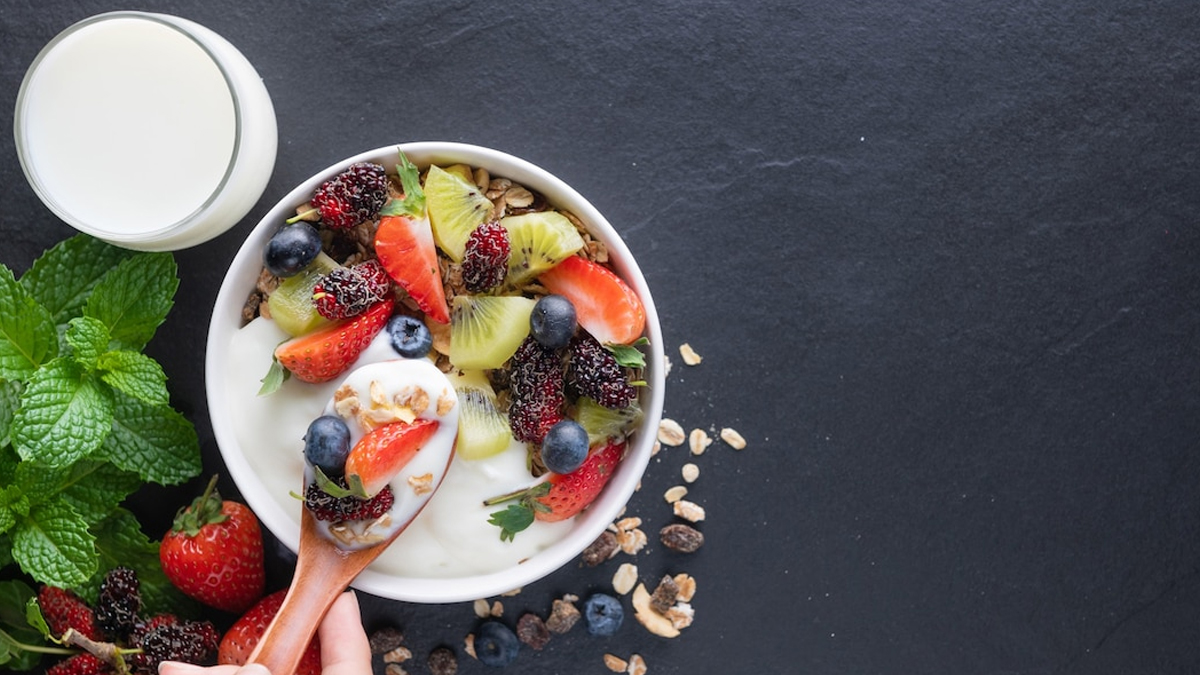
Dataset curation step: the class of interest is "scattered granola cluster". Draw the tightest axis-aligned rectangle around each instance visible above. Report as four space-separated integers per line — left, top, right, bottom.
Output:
370 341 748 673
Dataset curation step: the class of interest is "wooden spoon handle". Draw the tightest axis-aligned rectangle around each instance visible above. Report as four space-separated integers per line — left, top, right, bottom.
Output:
247 510 379 675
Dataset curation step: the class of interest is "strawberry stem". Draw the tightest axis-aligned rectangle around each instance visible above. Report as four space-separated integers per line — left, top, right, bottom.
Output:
170 475 228 536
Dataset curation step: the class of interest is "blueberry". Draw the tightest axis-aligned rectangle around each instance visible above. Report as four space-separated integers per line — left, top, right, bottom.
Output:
583 593 624 636
540 420 589 474
475 620 519 667
303 415 351 475
264 222 322 277
387 315 433 359
530 294 576 349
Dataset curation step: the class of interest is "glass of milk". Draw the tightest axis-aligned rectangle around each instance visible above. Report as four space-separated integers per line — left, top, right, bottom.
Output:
14 12 277 251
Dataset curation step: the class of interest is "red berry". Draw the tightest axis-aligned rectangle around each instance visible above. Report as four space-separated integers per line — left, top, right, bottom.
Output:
160 477 265 614
37 586 101 641
274 298 394 383
47 653 110 675
568 332 636 409
462 220 511 293
310 162 389 229
219 590 321 675
508 336 566 443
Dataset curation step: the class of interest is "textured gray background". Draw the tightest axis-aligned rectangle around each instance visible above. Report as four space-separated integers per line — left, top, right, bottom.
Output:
3 1 1199 673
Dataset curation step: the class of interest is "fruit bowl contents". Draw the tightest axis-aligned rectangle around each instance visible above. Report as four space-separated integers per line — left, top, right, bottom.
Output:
206 143 664 602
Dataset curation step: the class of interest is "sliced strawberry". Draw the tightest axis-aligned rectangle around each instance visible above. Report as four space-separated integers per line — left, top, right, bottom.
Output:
538 255 645 345
485 440 626 540
375 214 450 324
219 589 321 675
343 418 440 497
535 439 625 522
274 298 394 383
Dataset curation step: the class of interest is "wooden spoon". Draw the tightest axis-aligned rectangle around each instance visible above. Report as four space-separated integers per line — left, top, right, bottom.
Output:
246 448 454 675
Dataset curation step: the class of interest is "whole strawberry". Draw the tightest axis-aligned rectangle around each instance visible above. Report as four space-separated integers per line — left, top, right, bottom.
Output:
219 590 322 675
161 476 265 614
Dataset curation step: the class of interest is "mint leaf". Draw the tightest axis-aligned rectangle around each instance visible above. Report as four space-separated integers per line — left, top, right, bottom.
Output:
487 504 535 543
10 359 114 467
11 500 96 588
379 150 426 218
0 487 30 534
258 358 289 396
19 234 136 328
83 252 177 352
0 380 21 447
81 509 191 615
65 316 111 369
0 266 58 381
97 350 168 406
605 337 650 369
101 390 199 485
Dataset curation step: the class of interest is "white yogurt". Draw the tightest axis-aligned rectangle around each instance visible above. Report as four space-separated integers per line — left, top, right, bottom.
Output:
226 318 572 578
14 12 277 250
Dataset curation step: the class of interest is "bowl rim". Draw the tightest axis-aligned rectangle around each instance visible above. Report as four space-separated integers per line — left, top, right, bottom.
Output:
205 141 665 603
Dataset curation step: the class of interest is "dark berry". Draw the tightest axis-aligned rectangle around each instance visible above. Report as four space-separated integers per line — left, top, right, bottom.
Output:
508 336 565 443
312 261 391 320
462 220 511 293
387 315 433 359
540 420 589 474
263 222 322 277
311 162 390 229
305 478 395 522
304 415 352 475
475 620 520 667
130 620 219 672
568 332 636 409
583 593 624 636
530 294 576 349
95 566 141 642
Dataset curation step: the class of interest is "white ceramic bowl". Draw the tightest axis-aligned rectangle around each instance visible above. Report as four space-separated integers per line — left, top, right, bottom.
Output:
206 142 664 603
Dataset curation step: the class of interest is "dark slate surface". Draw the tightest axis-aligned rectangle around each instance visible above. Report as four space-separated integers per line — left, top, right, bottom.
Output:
3 1 1198 673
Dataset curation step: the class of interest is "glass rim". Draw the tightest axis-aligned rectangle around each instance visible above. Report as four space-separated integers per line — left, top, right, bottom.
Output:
13 11 246 242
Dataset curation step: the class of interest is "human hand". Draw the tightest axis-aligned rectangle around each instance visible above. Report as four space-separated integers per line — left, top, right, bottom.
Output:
158 590 372 675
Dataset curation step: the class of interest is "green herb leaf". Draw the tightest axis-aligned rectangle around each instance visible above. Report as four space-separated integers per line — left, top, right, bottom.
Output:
11 359 114 467
19 234 136 328
60 462 143 523
0 380 21 448
605 337 650 369
379 150 426 218
80 509 191 615
0 266 58 381
0 487 30 534
258 357 289 396
100 390 200 485
487 504 535 543
97 350 169 406
0 580 46 670
65 316 111 370
83 252 178 352
10 500 97 588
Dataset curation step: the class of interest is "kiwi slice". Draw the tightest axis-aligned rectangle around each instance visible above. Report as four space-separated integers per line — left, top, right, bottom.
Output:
501 212 585 287
449 295 536 370
266 251 340 337
425 164 492 262
576 396 643 445
456 383 513 460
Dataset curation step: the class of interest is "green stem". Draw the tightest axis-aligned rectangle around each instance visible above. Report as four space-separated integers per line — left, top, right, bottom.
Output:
0 627 75 656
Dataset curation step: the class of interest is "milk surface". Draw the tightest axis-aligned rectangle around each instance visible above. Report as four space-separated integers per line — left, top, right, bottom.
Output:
20 16 236 234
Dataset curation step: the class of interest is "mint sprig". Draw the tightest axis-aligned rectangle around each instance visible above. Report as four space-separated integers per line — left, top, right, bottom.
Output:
378 149 427 219
0 234 198 607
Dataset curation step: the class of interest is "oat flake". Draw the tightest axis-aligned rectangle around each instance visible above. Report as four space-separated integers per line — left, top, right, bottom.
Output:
681 463 700 483
688 428 712 456
679 343 703 365
613 563 638 595
604 654 629 672
720 427 747 450
657 419 686 446
663 485 688 503
673 499 706 522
